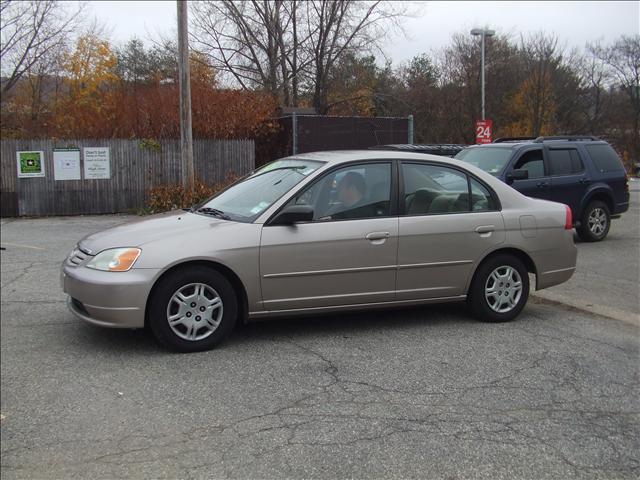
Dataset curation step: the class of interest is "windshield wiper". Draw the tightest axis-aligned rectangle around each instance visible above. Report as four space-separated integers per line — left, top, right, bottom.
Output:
195 207 231 220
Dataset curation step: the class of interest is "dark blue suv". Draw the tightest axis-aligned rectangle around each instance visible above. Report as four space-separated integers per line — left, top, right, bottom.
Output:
456 136 630 241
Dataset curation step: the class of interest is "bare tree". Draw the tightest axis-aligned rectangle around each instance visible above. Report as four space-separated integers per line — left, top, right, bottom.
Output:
518 33 564 136
591 35 640 155
577 43 612 134
190 0 405 112
303 1 405 113
0 0 84 94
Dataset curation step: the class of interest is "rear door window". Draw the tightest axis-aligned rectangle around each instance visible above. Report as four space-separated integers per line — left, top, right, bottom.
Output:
402 163 469 215
585 144 625 172
548 148 584 176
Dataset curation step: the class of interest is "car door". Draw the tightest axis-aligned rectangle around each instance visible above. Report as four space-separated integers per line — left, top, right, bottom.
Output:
397 162 505 301
259 161 398 311
545 145 588 215
507 147 554 202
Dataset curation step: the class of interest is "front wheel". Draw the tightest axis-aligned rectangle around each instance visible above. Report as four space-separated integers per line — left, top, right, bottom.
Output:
468 254 530 323
577 201 610 242
148 266 238 352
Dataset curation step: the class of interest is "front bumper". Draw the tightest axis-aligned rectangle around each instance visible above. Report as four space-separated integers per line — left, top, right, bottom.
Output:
62 264 161 328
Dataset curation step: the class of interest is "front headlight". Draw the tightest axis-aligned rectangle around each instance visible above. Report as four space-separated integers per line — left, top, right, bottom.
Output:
86 248 141 272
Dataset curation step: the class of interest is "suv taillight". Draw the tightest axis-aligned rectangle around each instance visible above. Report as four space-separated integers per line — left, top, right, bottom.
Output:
625 176 629 193
564 205 573 230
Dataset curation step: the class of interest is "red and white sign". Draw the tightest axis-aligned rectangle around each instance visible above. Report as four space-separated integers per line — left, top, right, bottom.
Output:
475 119 493 144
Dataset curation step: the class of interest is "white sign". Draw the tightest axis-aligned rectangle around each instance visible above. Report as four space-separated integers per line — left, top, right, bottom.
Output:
53 148 81 180
83 147 110 179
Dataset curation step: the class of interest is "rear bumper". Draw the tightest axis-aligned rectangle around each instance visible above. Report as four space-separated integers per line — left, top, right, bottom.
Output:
532 230 577 290
537 266 576 290
62 264 160 328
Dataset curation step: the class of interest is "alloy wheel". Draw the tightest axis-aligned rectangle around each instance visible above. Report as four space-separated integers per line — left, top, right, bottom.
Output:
588 207 607 236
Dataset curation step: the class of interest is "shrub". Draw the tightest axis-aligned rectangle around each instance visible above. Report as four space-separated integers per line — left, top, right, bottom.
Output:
144 172 238 214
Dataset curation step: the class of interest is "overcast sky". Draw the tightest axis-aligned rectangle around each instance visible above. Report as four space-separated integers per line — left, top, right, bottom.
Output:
89 0 639 65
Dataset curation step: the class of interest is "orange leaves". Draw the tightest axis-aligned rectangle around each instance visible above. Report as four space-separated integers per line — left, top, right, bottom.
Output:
144 175 238 214
55 34 119 138
3 34 276 140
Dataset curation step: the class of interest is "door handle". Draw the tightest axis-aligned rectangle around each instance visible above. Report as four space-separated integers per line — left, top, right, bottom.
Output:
475 225 495 234
365 232 390 241
579 177 590 184
536 181 549 188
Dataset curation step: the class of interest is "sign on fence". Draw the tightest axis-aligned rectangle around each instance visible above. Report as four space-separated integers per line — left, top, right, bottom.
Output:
16 151 45 178
2 139 255 217
475 119 493 144
83 147 110 179
53 148 81 181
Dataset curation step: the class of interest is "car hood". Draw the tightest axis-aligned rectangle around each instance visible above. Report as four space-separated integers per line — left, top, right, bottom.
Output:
78 210 228 254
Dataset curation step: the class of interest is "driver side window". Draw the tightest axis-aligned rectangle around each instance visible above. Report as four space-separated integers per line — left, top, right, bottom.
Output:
513 149 545 179
287 163 392 221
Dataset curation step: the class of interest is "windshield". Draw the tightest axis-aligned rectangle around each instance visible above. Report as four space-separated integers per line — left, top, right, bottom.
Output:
196 159 323 222
455 147 514 176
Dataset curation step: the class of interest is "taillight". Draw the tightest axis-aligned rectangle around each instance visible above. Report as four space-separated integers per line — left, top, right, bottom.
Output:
625 176 629 193
564 205 573 230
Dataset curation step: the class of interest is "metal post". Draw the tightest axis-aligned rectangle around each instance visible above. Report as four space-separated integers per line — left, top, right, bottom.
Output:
177 0 194 190
471 28 494 122
407 114 414 144
480 34 485 121
292 112 298 155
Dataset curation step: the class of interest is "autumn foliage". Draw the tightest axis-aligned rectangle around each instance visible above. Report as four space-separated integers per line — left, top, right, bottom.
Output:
1 34 278 140
144 173 238 214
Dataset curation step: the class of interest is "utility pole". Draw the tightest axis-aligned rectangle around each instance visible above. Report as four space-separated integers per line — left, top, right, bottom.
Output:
470 28 495 120
177 0 194 190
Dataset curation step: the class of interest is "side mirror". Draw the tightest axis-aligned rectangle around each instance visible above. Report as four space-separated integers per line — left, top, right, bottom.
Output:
506 169 529 183
270 205 314 226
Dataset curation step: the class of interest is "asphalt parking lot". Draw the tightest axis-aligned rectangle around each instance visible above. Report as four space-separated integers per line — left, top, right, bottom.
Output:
1 190 639 479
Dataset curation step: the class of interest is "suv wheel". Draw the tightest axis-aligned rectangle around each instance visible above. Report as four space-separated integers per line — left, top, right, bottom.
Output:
577 200 610 242
468 254 530 323
149 266 237 352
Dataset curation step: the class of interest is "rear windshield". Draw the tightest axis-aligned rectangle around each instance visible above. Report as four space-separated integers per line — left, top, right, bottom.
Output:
455 147 513 176
585 144 625 173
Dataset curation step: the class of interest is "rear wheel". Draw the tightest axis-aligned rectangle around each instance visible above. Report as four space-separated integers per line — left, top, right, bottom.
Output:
577 200 610 242
468 254 529 323
149 266 237 352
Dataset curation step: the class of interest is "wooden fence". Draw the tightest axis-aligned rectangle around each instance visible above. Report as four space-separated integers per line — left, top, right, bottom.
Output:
0 138 254 217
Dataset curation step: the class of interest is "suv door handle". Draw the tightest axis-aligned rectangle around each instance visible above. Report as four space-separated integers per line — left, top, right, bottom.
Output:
536 181 549 188
579 177 590 183
365 232 390 240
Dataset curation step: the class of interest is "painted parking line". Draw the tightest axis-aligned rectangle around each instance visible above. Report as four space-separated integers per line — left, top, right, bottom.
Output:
0 242 46 251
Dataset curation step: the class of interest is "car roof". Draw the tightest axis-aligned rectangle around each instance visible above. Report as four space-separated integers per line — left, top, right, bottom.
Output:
290 150 469 165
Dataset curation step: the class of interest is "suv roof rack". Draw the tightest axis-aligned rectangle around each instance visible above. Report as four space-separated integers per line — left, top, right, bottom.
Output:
533 135 600 143
493 137 536 143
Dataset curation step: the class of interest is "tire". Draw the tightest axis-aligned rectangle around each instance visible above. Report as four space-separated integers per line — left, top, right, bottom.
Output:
577 200 611 242
148 266 238 352
468 254 530 323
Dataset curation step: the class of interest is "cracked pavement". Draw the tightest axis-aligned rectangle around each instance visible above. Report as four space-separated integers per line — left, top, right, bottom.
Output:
1 211 639 479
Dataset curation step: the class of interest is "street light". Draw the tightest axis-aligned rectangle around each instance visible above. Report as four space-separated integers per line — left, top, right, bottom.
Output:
471 28 495 121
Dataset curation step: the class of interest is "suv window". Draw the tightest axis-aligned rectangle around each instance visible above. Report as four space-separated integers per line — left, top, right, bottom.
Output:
548 148 584 176
403 163 469 215
585 144 625 173
513 149 545 179
287 163 391 221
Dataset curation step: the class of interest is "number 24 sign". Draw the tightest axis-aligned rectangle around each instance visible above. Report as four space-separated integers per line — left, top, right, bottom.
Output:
475 119 493 144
